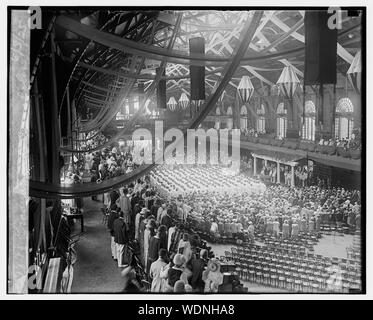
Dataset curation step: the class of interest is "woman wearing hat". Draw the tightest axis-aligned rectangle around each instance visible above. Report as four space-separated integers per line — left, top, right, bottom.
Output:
144 219 156 271
203 259 223 293
161 253 186 293
178 233 192 264
173 280 186 293
135 207 147 240
189 249 208 292
138 213 148 265
149 249 168 293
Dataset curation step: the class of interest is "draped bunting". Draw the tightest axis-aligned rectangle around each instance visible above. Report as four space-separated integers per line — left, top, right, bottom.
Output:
347 50 361 94
59 11 264 154
178 92 189 109
167 96 178 111
276 66 300 99
193 99 204 108
237 75 255 102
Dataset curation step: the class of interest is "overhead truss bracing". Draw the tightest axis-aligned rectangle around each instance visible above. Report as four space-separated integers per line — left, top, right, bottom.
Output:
31 10 265 197
48 9 361 136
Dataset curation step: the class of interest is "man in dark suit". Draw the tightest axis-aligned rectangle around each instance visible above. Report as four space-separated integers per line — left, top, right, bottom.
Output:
189 249 208 292
110 189 120 205
160 209 173 230
113 213 129 267
108 204 120 260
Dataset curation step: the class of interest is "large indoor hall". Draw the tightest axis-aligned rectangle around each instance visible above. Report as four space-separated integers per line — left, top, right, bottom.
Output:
9 8 363 295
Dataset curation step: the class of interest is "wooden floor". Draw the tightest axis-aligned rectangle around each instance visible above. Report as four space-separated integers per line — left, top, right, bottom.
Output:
71 198 354 294
71 198 124 293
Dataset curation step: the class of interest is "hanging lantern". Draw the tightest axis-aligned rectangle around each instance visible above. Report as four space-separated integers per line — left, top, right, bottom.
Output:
178 92 189 109
276 66 300 99
237 75 255 102
167 96 178 111
347 50 361 94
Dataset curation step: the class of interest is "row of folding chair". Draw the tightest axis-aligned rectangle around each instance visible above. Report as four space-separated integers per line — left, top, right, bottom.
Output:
228 246 361 293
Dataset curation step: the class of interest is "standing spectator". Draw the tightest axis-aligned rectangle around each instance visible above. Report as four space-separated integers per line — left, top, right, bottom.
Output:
273 219 280 238
189 249 208 292
160 208 173 230
113 213 129 267
144 219 156 271
355 213 361 230
149 249 168 293
147 228 162 274
292 221 299 237
110 189 120 206
135 207 147 240
157 203 167 224
174 280 186 293
117 188 132 229
282 219 290 238
150 199 161 219
107 204 120 261
178 233 192 264
164 254 186 292
158 225 168 251
103 192 111 209
138 213 148 265
247 221 255 242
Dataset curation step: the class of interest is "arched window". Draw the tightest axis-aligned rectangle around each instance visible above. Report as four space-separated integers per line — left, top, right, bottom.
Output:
226 106 233 129
226 106 233 115
276 102 287 138
301 100 316 141
240 105 248 129
215 106 221 129
256 104 266 133
335 98 354 139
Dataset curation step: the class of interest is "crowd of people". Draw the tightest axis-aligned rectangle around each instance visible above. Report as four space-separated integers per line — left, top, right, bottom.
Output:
63 132 362 294
98 162 361 293
317 134 361 151
104 177 230 293
174 184 360 244
80 130 108 150
240 126 362 152
256 162 313 188
149 165 266 197
240 127 263 138
63 143 139 185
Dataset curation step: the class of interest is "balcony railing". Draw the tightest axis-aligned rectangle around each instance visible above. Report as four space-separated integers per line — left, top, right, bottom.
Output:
240 134 361 160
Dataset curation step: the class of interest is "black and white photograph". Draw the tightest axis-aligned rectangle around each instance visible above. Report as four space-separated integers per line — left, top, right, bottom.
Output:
5 2 368 299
